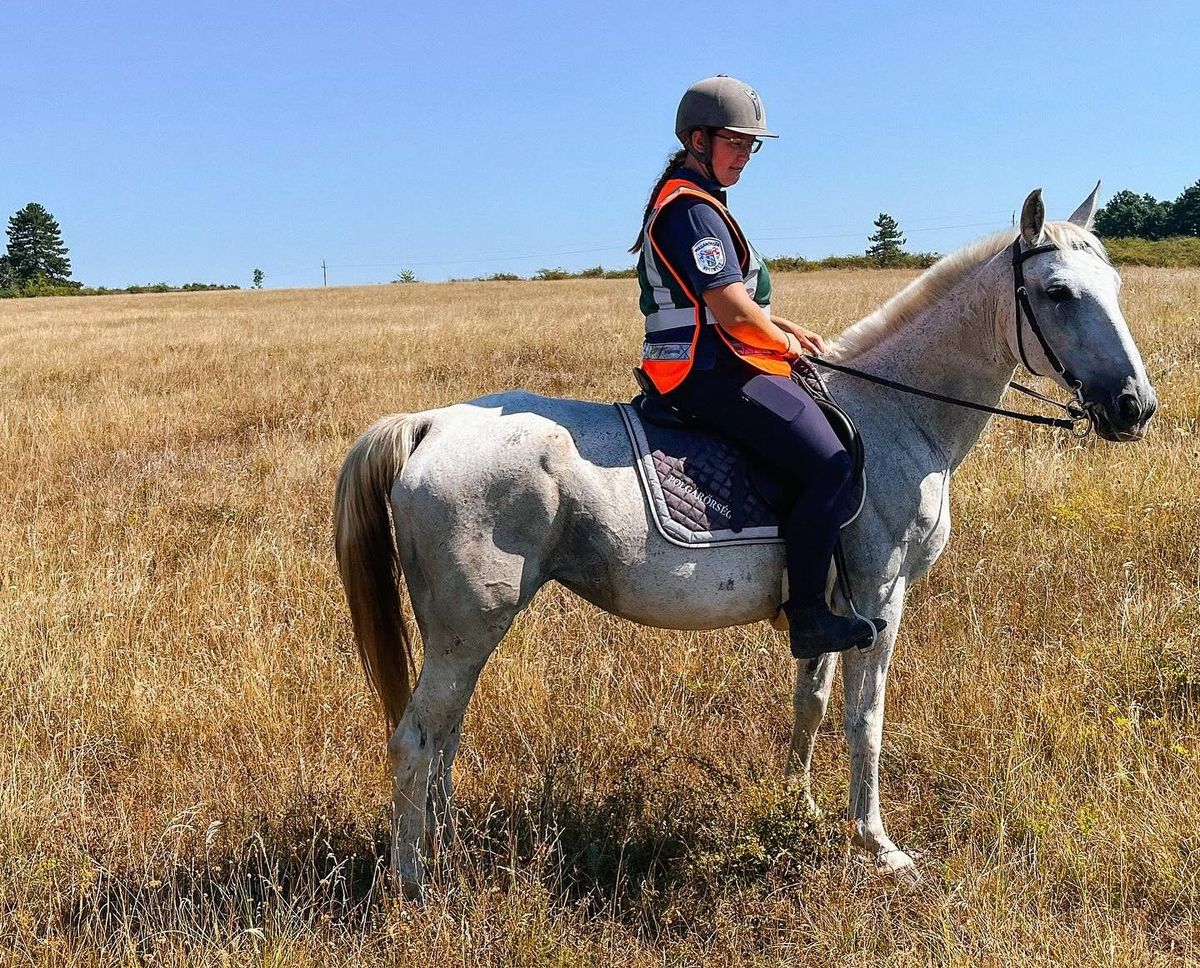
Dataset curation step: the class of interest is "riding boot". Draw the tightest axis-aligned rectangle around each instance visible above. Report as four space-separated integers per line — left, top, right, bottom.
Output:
783 597 886 660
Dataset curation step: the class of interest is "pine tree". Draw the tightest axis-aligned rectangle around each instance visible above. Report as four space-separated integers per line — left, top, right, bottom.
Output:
866 213 906 267
5 203 73 286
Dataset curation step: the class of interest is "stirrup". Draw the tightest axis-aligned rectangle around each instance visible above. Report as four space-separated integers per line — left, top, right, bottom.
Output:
783 600 886 659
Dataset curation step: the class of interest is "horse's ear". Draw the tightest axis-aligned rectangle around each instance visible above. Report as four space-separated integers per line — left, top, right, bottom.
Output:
1020 189 1045 244
1067 180 1102 230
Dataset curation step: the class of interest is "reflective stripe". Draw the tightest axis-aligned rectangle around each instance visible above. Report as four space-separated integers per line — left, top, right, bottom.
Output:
645 306 712 333
642 341 693 361
646 303 770 333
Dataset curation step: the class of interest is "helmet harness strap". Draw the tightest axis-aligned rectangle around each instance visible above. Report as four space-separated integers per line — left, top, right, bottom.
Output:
684 127 720 186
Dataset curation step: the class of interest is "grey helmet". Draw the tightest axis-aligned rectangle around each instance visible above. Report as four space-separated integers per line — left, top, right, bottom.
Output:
675 75 779 144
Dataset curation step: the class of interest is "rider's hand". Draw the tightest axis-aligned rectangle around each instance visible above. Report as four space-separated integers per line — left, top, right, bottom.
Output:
772 316 827 357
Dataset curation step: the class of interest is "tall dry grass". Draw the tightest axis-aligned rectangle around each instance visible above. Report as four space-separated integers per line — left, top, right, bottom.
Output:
1 268 1198 966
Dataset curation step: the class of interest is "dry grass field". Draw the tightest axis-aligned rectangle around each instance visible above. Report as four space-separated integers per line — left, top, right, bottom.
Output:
2 266 1198 966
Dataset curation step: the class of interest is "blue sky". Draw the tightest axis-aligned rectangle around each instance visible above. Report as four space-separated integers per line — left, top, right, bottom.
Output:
6 1 1198 288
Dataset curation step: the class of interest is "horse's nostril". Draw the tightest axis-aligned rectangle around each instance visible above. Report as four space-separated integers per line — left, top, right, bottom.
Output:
1118 392 1142 424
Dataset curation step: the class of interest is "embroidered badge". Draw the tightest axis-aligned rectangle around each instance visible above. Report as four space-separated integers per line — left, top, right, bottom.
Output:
692 237 726 275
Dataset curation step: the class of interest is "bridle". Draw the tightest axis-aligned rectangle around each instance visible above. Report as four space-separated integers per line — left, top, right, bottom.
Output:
1011 239 1085 394
807 237 1093 437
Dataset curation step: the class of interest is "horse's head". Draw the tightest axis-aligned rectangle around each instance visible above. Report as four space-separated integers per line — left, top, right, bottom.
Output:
1005 185 1157 441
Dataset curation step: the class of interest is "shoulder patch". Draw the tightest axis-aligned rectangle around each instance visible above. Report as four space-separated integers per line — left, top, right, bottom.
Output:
692 237 726 275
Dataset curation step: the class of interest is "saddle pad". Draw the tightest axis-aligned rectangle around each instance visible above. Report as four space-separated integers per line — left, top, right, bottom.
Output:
615 402 784 548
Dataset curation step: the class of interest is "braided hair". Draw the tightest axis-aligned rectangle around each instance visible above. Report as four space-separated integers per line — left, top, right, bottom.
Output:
629 148 688 254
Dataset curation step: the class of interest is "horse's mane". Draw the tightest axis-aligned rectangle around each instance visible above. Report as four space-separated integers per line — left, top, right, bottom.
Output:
827 221 1108 361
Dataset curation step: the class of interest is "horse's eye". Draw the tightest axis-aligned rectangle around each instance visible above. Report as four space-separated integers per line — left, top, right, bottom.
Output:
1045 285 1073 303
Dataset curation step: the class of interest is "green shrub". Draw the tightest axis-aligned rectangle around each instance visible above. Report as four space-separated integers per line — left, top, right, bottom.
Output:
478 266 637 282
765 251 940 273
71 282 241 296
4 274 83 297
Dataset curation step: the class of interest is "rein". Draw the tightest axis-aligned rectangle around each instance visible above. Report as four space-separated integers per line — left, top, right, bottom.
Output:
806 239 1093 438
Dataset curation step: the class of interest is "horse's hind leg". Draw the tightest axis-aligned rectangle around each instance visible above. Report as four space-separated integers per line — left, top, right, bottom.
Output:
786 653 840 814
387 630 491 898
427 711 463 834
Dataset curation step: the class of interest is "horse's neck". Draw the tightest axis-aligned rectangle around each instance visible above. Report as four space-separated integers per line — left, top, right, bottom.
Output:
836 254 1015 471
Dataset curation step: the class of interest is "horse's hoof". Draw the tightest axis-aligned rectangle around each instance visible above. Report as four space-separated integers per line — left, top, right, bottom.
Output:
876 848 921 886
400 878 425 902
390 865 426 903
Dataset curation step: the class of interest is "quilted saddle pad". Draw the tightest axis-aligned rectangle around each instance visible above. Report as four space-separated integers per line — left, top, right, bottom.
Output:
615 402 792 548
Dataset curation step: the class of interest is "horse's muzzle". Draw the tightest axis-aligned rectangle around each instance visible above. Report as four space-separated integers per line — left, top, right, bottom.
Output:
1088 384 1158 442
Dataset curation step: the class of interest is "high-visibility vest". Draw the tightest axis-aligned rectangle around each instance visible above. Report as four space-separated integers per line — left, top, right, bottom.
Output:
638 178 788 395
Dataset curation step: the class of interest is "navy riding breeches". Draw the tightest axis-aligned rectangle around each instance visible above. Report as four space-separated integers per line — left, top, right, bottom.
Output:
666 360 854 602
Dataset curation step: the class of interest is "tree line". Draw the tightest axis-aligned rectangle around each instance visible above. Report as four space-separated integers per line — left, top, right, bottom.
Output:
1093 180 1200 239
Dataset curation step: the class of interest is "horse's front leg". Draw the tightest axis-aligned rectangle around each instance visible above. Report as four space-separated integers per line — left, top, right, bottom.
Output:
840 587 918 878
786 653 839 815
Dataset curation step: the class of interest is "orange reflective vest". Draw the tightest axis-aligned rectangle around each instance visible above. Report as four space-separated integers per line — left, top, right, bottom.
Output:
638 178 788 395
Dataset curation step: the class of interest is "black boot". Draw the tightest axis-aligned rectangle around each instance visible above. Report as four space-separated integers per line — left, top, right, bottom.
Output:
784 599 886 660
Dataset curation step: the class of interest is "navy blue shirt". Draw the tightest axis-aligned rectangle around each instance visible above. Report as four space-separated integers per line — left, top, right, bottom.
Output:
654 169 744 297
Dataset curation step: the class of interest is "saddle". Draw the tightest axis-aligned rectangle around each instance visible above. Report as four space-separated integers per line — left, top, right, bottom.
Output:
619 364 865 549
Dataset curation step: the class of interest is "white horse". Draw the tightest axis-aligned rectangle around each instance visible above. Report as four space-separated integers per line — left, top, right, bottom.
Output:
334 188 1157 896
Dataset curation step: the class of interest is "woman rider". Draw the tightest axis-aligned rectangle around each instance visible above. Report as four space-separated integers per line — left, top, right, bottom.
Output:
632 75 884 659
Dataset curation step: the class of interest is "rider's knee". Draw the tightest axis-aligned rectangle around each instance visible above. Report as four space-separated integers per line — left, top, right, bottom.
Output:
811 447 853 497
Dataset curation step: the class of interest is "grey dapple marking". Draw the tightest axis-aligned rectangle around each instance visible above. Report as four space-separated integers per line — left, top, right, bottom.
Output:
334 187 1157 895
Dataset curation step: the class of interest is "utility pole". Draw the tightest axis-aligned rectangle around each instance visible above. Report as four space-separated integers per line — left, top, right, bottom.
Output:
321 260 328 287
